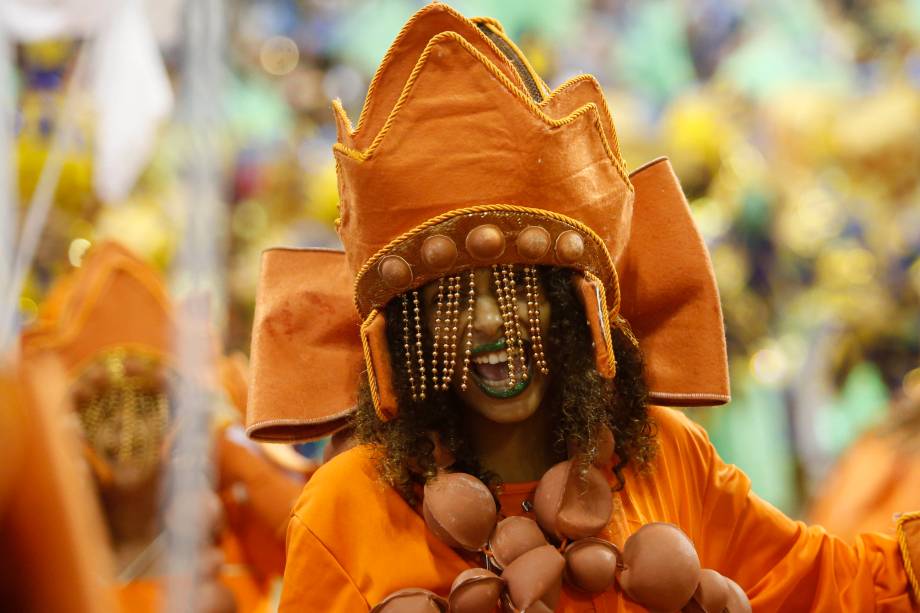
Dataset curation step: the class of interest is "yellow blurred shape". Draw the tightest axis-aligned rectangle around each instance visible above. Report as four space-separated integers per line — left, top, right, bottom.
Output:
67 238 92 267
750 344 789 386
711 244 748 298
815 243 876 289
260 36 299 76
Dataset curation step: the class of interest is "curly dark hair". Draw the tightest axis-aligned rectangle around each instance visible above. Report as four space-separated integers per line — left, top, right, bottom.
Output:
352 267 657 506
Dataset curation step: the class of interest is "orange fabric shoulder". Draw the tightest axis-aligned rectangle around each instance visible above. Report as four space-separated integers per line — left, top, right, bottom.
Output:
281 446 469 611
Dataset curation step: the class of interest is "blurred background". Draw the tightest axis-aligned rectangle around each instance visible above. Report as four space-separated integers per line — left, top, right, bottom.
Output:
4 0 920 522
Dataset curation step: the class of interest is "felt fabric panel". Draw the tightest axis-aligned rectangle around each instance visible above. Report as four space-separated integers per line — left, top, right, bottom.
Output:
620 158 730 406
339 3 526 150
278 407 914 612
246 248 361 442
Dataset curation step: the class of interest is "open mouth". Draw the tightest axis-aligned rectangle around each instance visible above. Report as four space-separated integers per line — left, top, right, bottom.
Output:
469 337 533 398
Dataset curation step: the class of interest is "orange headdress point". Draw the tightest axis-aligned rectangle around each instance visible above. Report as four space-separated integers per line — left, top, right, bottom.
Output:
22 241 173 374
246 3 729 442
21 241 176 481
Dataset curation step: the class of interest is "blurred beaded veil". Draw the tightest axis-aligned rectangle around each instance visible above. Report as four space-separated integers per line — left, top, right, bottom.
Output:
22 241 175 481
247 3 729 443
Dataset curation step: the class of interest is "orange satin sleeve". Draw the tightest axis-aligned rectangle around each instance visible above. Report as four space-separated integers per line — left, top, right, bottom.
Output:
279 515 370 611
116 580 160 613
662 412 914 611
278 446 470 612
216 425 305 581
809 433 920 543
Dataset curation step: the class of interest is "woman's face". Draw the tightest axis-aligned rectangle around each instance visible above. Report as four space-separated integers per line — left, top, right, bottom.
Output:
422 267 551 424
76 362 169 490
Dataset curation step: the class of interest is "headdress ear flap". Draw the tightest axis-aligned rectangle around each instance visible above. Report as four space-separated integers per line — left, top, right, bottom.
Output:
360 310 399 421
573 273 617 380
617 157 730 406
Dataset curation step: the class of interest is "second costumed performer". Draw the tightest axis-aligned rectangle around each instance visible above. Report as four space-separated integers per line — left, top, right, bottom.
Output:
245 4 920 612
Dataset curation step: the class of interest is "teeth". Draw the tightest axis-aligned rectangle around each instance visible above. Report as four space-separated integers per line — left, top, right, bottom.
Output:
473 349 509 365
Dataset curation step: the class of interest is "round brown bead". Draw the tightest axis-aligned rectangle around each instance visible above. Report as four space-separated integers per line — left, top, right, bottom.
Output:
516 226 551 260
421 235 458 272
378 255 413 289
555 230 585 265
465 224 506 261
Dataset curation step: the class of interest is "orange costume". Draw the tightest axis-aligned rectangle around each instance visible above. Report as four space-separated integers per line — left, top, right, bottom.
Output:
243 4 920 611
20 241 282 613
810 387 920 544
282 408 915 611
0 356 116 613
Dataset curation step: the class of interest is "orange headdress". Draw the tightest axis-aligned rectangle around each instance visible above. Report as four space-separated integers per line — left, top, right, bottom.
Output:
246 4 729 442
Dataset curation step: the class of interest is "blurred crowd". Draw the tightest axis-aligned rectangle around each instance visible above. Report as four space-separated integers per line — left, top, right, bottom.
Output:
4 1 920 609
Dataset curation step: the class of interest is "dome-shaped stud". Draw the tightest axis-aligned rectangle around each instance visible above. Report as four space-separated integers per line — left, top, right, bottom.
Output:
378 256 413 289
555 230 585 265
421 235 458 272
516 226 552 261
465 224 506 261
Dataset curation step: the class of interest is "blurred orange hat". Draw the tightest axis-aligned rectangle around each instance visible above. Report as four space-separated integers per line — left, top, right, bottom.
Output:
247 3 729 442
22 240 173 375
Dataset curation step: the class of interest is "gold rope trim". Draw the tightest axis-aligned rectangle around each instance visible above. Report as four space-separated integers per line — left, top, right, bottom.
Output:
612 314 640 349
359 309 386 421
352 203 621 316
582 270 617 378
897 511 920 602
332 30 632 188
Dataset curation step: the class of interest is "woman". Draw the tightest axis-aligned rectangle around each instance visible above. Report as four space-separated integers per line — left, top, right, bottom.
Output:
23 241 294 613
245 5 919 611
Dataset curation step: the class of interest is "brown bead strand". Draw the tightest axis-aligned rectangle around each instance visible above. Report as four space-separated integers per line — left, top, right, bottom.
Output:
507 266 528 381
445 275 462 389
412 290 427 400
459 269 476 392
431 278 446 385
493 265 517 389
525 266 549 375
401 294 419 400
439 277 456 390
501 265 523 386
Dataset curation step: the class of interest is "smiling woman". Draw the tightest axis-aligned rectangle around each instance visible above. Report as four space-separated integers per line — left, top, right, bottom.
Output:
245 4 920 611
352 266 655 504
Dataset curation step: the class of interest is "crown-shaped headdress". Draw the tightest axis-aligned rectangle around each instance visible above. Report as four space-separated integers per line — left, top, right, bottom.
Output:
246 3 729 441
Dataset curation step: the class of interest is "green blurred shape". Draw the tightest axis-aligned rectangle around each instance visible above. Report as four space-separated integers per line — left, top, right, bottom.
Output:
329 0 586 75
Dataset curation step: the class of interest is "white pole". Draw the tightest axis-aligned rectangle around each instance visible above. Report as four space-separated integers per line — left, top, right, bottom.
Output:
0 26 16 362
163 0 227 611
0 46 88 356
